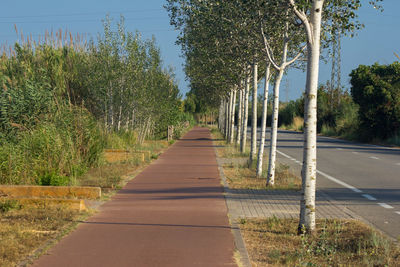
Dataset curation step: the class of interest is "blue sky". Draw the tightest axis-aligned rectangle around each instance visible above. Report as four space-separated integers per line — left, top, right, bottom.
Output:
1 1 399 100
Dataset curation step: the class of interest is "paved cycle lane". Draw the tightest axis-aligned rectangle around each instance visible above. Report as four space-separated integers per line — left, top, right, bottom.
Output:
32 127 236 267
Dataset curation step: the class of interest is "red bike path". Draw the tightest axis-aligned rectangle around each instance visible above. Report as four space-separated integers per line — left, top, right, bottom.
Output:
32 127 237 267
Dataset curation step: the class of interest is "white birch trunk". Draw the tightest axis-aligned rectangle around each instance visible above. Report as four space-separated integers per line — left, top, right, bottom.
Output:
290 0 324 233
109 81 114 130
267 67 285 185
219 100 224 132
117 105 122 131
225 97 229 139
230 89 237 144
228 90 234 142
240 74 251 153
250 62 258 164
236 87 243 146
256 65 271 177
131 109 135 131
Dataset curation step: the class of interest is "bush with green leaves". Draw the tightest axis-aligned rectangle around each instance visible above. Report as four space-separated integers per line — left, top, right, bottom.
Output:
0 16 187 185
350 63 400 141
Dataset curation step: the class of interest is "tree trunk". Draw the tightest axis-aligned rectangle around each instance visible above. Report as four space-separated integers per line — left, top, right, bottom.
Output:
117 105 122 131
219 100 224 132
108 80 114 131
236 87 243 146
298 0 323 234
228 90 234 141
225 97 229 139
241 73 251 153
267 67 285 185
230 89 237 144
250 61 258 165
256 65 271 177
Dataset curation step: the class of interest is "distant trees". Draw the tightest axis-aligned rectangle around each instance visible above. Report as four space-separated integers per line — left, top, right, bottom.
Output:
350 62 400 141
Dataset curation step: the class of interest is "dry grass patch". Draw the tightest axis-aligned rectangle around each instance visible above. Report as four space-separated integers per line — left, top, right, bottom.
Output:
78 162 141 191
240 217 400 267
223 163 301 190
79 138 170 195
210 127 250 158
0 200 90 267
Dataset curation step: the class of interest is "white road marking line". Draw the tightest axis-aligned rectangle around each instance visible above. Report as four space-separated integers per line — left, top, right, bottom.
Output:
280 152 292 159
369 156 379 160
316 170 363 193
352 151 359 154
362 194 377 201
378 203 394 209
395 211 400 215
276 150 363 193
337 148 343 150
396 163 400 166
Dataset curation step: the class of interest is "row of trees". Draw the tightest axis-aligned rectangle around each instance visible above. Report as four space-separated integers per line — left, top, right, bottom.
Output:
0 17 188 185
167 0 382 233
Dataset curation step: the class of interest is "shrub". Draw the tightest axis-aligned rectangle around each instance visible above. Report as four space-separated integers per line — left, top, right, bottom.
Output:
350 63 400 141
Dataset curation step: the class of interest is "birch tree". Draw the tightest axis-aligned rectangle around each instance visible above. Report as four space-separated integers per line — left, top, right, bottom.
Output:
256 65 271 177
257 4 306 182
288 0 383 233
236 86 243 145
240 72 250 153
250 61 258 164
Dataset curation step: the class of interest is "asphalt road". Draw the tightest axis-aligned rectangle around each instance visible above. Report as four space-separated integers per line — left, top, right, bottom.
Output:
260 128 400 240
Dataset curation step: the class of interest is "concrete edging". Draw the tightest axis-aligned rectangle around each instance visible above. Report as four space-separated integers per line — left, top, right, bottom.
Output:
14 198 86 211
0 185 101 199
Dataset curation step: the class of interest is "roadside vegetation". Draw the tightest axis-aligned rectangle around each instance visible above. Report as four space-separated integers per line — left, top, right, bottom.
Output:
240 217 400 266
0 16 193 266
0 16 193 187
277 62 400 146
210 126 301 191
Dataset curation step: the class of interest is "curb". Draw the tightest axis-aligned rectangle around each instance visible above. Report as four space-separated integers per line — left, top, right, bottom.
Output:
0 185 101 199
13 198 86 211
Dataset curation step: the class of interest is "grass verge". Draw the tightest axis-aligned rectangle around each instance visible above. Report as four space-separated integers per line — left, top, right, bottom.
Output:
223 162 301 190
210 127 250 158
0 201 92 267
210 126 301 190
239 217 400 266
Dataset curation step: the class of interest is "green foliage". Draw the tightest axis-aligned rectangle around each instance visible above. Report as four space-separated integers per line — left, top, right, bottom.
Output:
0 199 21 213
350 62 400 141
279 99 303 127
0 107 102 185
0 16 185 185
38 172 70 186
102 130 138 150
